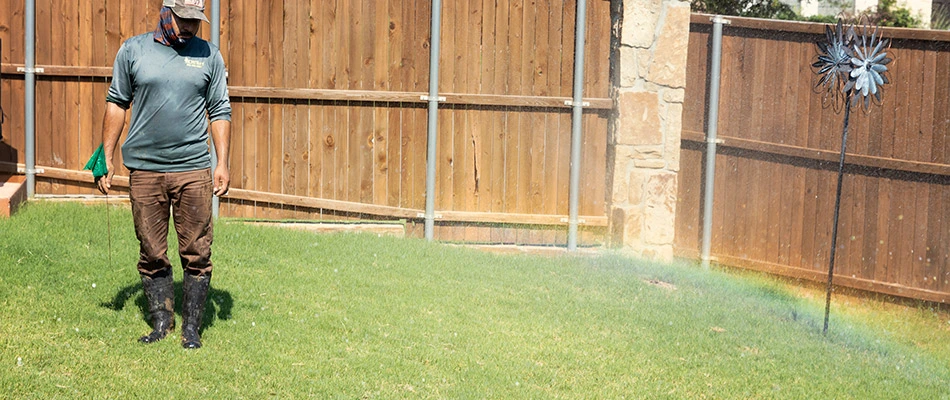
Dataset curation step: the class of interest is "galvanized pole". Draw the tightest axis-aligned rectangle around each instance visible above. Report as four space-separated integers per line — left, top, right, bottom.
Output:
567 0 588 251
24 0 36 198
701 15 728 269
210 0 220 45
210 0 221 218
423 0 443 241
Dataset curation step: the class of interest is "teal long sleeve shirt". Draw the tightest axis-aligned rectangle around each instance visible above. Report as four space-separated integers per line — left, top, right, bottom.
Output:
106 33 231 172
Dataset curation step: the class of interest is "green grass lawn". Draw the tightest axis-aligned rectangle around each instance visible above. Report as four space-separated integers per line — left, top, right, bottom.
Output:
1 201 948 398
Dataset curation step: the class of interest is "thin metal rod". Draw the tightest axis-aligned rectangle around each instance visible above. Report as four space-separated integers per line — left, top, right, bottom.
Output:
24 0 36 198
424 0 443 241
210 0 221 218
106 193 112 267
701 16 727 269
567 0 588 251
823 92 852 335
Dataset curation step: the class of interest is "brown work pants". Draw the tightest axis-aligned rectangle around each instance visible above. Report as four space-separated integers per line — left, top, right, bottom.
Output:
130 168 214 277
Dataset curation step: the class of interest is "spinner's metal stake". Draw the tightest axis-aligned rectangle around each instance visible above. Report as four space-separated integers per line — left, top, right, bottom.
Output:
823 91 852 335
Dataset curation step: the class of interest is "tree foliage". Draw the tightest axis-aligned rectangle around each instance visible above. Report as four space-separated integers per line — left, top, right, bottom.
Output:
690 0 922 28
690 0 798 19
866 0 921 27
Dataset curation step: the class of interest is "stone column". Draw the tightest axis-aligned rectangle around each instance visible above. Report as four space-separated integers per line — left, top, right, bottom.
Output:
607 0 691 261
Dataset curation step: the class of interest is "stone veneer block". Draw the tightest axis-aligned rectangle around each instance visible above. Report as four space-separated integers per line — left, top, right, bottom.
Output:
622 0 663 48
643 172 677 244
662 88 685 103
646 3 691 88
619 47 639 87
662 102 684 171
609 206 643 248
618 91 662 145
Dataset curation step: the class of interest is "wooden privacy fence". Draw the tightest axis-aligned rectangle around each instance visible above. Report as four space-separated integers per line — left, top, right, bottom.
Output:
678 15 950 303
0 0 613 245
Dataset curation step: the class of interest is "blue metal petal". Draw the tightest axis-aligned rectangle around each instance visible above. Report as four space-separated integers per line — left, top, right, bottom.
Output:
871 69 884 86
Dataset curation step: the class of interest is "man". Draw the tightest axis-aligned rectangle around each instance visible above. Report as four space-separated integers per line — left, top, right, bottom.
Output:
97 0 231 349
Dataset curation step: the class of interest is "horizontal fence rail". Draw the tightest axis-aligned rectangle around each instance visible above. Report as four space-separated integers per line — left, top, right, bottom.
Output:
681 130 950 177
678 14 950 303
0 64 614 110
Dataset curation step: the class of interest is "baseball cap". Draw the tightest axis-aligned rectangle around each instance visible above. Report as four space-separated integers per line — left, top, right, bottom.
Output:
163 0 209 23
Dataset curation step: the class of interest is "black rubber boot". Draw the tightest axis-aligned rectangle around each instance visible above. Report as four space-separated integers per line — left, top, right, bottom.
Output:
138 272 175 343
181 273 211 349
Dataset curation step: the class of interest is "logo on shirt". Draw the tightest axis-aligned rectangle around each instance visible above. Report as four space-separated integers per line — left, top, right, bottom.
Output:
184 57 205 69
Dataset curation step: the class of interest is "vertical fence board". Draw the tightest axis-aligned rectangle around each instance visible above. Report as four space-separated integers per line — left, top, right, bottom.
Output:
281 0 299 213
371 1 389 208
734 35 753 259
358 3 375 207
490 0 509 217
5 1 25 164
407 3 428 212
762 39 783 266
226 0 246 217
217 0 230 64
509 0 525 221
748 36 768 263
63 0 79 194
463 0 483 241
439 1 459 241
582 114 607 217
246 0 263 217
77 0 95 195
910 49 934 287
555 3 575 220
775 39 794 265
1 4 7 161
524 0 541 225
544 0 563 222
295 2 311 210
268 1 285 218
335 0 351 204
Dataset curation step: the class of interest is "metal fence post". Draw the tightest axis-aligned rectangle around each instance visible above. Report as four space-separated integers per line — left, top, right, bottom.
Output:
701 15 728 269
567 0 589 251
24 0 36 198
424 0 444 241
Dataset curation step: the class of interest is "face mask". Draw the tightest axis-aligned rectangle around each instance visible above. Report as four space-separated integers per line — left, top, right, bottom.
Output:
154 7 189 48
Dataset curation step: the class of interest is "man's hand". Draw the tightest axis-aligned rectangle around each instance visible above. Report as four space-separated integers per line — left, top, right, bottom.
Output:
213 163 230 196
96 160 116 195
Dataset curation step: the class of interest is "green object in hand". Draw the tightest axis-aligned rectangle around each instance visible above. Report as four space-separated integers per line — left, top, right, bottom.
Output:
84 144 108 179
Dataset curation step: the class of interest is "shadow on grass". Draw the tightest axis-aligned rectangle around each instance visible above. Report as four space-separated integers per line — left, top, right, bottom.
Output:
99 279 234 333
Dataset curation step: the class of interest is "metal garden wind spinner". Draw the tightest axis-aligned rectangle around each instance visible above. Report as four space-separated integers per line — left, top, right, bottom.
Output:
812 19 893 334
